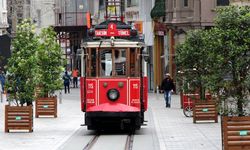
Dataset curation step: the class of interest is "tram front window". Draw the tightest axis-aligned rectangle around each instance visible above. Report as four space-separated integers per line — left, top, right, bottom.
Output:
114 49 126 76
100 49 112 76
100 49 126 77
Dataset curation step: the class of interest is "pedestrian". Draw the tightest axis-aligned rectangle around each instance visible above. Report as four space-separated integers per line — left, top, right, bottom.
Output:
0 71 5 93
67 68 72 87
72 68 79 88
160 73 175 108
63 71 71 94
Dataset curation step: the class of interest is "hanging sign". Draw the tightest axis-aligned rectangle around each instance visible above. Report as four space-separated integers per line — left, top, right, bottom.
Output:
95 23 130 37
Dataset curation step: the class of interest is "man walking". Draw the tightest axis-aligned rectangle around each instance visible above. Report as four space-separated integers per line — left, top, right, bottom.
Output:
63 71 71 94
0 71 5 93
160 73 175 108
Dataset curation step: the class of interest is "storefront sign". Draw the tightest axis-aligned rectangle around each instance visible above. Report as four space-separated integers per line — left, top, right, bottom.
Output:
125 11 139 20
134 21 143 34
154 22 166 36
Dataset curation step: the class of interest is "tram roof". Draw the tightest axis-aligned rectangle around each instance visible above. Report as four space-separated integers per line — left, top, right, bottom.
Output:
81 38 145 48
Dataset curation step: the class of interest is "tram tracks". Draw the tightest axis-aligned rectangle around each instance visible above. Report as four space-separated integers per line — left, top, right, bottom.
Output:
82 134 100 150
125 134 134 150
83 133 134 150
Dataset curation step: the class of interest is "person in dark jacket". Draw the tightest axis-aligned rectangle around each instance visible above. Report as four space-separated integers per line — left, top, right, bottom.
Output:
0 71 5 93
63 71 71 94
160 73 175 108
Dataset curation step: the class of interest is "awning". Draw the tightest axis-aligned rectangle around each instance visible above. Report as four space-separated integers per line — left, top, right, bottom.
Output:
150 0 166 19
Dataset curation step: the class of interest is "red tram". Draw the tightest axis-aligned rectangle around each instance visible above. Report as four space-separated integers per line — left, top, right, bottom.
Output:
79 1 148 130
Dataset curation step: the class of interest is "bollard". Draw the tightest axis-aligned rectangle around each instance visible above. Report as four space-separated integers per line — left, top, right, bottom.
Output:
0 92 2 103
156 86 159 94
59 90 62 104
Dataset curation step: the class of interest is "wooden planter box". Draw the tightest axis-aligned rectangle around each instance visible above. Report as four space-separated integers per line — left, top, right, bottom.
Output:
5 105 33 132
35 97 57 118
193 100 218 123
222 116 250 150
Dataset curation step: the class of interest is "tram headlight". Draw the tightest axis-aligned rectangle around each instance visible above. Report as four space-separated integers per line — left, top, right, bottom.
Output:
107 89 120 101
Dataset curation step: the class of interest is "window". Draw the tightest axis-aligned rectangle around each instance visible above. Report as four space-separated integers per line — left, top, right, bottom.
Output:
184 0 188 7
100 49 112 77
100 49 127 77
90 48 97 77
127 0 138 7
114 49 126 76
217 0 229 6
99 0 105 9
174 0 176 8
130 48 136 77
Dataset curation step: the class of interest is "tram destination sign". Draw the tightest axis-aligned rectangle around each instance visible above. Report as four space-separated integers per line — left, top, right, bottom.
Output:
95 23 130 37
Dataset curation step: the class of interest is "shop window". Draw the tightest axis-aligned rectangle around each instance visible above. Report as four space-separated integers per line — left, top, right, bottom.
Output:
127 0 138 7
99 0 105 9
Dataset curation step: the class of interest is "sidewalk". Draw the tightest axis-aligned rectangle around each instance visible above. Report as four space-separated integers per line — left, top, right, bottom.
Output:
150 93 221 150
0 89 83 150
0 89 222 150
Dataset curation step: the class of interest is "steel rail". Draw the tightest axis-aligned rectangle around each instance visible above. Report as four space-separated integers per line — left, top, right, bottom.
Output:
82 134 99 150
124 134 134 150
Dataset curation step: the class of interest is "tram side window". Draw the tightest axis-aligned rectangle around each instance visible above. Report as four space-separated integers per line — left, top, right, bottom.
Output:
100 49 112 77
90 49 96 77
130 48 136 77
114 49 126 76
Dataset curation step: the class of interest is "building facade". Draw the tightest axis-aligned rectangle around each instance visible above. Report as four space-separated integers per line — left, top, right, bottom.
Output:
0 0 8 35
153 0 230 92
54 0 88 71
30 0 55 33
7 0 31 36
89 0 155 91
230 0 250 5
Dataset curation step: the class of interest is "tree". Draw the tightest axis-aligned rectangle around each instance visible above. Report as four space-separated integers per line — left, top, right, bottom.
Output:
36 27 64 97
208 6 250 116
176 29 211 100
176 5 250 116
5 19 39 106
